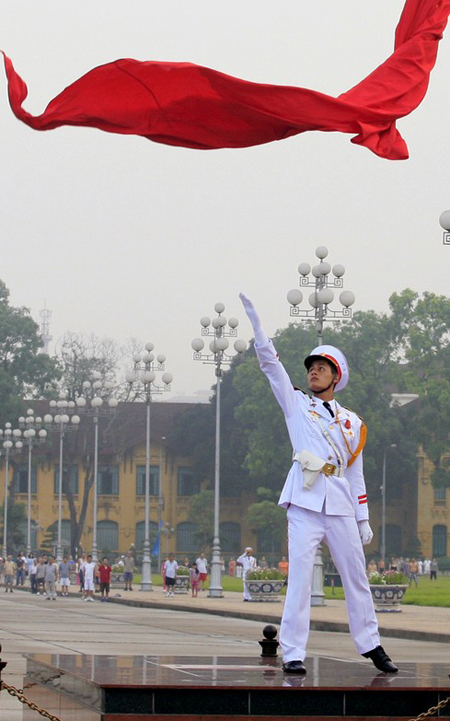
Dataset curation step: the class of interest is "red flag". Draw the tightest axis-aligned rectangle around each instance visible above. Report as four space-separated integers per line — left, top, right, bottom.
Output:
2 0 450 160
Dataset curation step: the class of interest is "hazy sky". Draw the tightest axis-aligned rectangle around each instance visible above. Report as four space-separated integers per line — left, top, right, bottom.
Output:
1 1 450 399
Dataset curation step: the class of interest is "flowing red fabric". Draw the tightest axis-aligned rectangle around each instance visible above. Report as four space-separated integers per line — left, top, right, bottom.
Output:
2 0 450 160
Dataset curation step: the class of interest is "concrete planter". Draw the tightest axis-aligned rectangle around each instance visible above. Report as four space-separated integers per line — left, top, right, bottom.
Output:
247 579 285 602
174 576 189 594
369 584 408 612
110 572 125 589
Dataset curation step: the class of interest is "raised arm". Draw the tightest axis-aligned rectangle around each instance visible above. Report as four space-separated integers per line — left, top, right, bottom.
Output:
239 293 298 418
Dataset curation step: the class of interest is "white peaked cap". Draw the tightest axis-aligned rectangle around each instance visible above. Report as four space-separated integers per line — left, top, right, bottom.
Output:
304 344 349 392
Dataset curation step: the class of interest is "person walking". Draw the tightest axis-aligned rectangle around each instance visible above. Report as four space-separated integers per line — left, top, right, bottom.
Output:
44 556 58 600
83 555 96 601
164 553 178 597
98 558 112 601
4 555 15 593
189 563 201 597
29 555 38 594
15 552 26 586
236 547 257 601
239 292 398 675
123 552 134 591
59 556 71 596
195 552 208 592
35 557 46 595
408 558 419 587
430 558 438 580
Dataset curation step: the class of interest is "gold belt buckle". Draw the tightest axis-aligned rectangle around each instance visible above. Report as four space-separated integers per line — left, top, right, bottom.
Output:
322 462 336 476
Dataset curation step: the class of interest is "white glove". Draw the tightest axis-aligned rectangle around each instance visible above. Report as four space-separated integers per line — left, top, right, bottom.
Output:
357 520 373 545
239 293 269 346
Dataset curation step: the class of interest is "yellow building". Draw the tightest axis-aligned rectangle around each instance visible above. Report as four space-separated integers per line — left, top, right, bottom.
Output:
0 401 258 562
366 448 448 561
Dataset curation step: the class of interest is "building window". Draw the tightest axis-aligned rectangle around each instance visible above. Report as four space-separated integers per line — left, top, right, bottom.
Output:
97 520 119 553
98 465 119 495
135 521 159 552
54 465 79 495
434 485 446 506
13 465 37 494
136 466 160 496
18 520 38 551
177 467 200 496
61 520 72 551
220 522 241 553
176 522 200 553
432 525 447 557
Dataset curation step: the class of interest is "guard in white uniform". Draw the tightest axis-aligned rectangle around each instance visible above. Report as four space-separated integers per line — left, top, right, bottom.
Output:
236 547 257 600
240 293 398 675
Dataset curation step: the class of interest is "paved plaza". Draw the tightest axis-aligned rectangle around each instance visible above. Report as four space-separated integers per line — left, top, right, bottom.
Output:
1 587 450 719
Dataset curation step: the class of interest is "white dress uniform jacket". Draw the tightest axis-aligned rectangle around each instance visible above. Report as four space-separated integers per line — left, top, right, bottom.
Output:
255 339 369 521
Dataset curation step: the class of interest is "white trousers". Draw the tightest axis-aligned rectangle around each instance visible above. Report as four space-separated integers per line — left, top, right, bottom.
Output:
280 504 380 663
242 571 252 600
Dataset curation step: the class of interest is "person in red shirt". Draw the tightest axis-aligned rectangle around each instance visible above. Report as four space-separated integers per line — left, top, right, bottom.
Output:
98 558 112 602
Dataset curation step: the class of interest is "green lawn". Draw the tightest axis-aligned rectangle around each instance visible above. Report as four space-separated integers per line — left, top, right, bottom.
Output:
135 573 448 606
134 573 248 592
324 575 450 607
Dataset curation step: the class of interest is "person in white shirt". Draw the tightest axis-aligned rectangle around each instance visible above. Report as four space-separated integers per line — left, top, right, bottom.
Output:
195 552 208 592
240 292 398 676
164 553 178 597
83 555 96 602
236 547 257 601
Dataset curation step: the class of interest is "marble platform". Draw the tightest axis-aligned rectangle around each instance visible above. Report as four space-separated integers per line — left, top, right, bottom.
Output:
22 653 450 720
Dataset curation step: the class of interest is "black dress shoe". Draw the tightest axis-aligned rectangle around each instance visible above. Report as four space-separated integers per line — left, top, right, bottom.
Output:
282 660 307 675
362 646 398 673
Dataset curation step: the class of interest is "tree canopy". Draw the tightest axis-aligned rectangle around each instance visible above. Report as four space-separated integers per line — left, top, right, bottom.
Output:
0 280 60 425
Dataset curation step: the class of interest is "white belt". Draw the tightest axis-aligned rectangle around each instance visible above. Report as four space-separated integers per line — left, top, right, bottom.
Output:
292 450 345 480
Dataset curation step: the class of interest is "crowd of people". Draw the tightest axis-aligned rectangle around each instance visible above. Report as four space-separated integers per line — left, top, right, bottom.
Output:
366 556 440 585
0 551 114 601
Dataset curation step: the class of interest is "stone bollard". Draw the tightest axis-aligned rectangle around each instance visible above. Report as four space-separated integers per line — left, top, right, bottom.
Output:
259 625 279 657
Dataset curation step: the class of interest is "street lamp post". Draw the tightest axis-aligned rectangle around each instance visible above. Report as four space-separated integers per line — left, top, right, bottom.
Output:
157 436 166 574
44 392 80 563
191 303 247 598
381 444 397 568
439 210 450 245
18 410 48 555
0 424 23 557
126 344 173 592
75 373 118 562
287 246 356 606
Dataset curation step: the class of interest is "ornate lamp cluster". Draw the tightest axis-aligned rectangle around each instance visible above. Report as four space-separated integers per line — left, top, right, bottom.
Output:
287 246 355 338
439 210 450 245
191 302 247 378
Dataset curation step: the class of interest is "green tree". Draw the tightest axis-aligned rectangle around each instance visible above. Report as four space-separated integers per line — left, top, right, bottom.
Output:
188 490 214 550
0 501 27 553
0 279 60 425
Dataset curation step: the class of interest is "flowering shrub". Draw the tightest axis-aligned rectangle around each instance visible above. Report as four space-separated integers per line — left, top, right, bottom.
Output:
176 566 190 576
246 569 286 580
368 570 408 585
